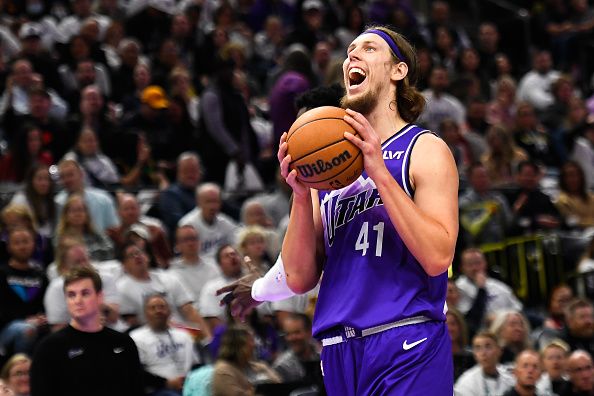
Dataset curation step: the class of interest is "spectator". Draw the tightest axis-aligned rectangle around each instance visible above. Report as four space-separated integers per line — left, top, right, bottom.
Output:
43 239 121 332
212 324 281 396
130 294 198 396
178 183 238 263
564 350 594 396
0 227 47 356
475 22 504 83
537 285 574 349
455 248 523 327
9 165 56 239
446 308 476 381
570 121 594 191
60 57 111 111
239 199 281 259
54 158 120 233
30 266 144 396
236 226 272 273
536 340 571 396
158 152 202 237
116 242 211 339
558 298 594 357
454 331 515 396
0 354 30 396
481 124 528 188
459 163 512 247
418 66 466 133
168 225 221 312
199 245 245 331
0 124 52 184
555 161 594 229
503 349 542 396
507 160 562 235
121 62 152 117
197 58 260 185
62 127 121 189
486 76 517 130
490 310 533 365
517 50 561 113
107 193 172 268
272 314 324 392
54 193 115 262
285 0 330 52
111 38 143 101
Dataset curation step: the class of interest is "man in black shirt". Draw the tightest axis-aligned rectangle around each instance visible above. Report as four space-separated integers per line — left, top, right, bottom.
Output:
30 266 143 396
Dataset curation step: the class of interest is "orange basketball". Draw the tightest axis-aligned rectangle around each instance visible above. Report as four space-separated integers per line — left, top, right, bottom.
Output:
287 106 363 190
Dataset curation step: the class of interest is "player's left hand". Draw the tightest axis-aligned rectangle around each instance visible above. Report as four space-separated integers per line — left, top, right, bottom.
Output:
342 108 387 180
215 257 263 322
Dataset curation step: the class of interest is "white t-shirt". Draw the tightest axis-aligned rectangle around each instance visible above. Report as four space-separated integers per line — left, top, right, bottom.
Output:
116 270 194 324
44 265 120 325
167 257 221 311
455 275 523 316
454 365 515 396
178 209 238 262
130 325 197 380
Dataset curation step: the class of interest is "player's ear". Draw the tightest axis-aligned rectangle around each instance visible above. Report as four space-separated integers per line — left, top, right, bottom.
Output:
390 62 408 83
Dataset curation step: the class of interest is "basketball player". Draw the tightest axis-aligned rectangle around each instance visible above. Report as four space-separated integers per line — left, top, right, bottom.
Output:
219 26 458 395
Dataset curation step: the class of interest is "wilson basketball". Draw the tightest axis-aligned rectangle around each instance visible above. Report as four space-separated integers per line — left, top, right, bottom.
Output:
287 106 364 190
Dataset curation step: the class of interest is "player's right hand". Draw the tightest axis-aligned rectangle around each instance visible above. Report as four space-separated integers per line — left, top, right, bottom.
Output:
278 132 310 198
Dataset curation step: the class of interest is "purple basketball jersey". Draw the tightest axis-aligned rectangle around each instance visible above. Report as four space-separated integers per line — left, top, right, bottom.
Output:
314 124 448 337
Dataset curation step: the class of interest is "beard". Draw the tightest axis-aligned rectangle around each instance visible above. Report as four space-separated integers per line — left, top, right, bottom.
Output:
340 84 380 115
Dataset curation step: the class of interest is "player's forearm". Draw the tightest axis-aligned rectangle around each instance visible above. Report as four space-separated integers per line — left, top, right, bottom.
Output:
281 193 320 293
374 171 457 276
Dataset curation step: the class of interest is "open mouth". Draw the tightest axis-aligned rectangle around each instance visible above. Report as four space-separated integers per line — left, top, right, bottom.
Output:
348 67 367 88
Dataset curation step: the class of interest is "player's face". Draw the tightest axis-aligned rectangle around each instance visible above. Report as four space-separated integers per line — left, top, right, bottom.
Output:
65 278 103 322
542 346 567 379
341 33 393 114
514 352 541 387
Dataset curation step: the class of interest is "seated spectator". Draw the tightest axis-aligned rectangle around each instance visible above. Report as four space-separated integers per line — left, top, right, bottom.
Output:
43 239 120 332
199 245 245 331
565 350 594 396
55 159 120 233
418 66 466 132
9 164 56 238
130 294 198 396
536 340 571 396
502 349 542 396
158 152 202 237
0 123 53 184
0 227 48 356
536 285 574 349
0 354 30 396
454 331 515 396
459 163 512 247
555 161 594 229
486 76 517 130
107 193 172 268
481 124 528 188
490 310 533 365
121 62 152 118
237 226 272 273
446 308 475 381
570 121 594 191
179 183 238 264
516 50 561 113
0 204 52 267
212 324 281 396
116 242 211 339
59 56 111 110
507 160 563 235
557 298 594 358
168 225 221 313
272 314 324 392
54 194 114 262
62 127 121 189
456 248 523 328
239 199 281 259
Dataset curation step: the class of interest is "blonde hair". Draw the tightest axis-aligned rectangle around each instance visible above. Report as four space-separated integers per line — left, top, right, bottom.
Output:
55 194 98 239
1 204 37 231
489 309 531 349
236 225 267 255
0 353 30 381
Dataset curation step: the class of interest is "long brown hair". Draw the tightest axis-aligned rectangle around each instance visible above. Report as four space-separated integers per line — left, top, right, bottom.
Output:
367 25 426 123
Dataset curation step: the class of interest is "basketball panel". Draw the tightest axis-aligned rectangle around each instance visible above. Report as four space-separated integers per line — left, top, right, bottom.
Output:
290 139 362 183
287 118 357 160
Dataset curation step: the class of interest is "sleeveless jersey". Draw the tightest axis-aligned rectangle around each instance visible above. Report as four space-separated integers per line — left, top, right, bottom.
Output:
313 124 448 337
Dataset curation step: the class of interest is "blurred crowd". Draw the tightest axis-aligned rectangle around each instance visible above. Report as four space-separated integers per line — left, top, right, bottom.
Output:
1 0 594 395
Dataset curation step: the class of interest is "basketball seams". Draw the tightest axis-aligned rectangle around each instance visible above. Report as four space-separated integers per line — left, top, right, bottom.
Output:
287 117 351 142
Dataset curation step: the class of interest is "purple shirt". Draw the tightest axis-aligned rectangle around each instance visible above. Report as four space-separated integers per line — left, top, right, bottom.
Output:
314 124 448 337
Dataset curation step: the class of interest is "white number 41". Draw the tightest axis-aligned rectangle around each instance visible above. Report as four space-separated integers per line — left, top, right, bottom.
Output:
355 221 384 256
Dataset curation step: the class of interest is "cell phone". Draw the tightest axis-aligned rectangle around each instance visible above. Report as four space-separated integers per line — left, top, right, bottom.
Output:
221 293 235 306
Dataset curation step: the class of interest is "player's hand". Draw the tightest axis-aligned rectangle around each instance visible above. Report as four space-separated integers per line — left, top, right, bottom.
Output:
342 108 387 180
278 132 310 199
216 257 263 322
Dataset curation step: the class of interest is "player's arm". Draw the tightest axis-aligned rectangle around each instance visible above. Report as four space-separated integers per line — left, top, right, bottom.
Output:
278 132 325 294
344 110 458 276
